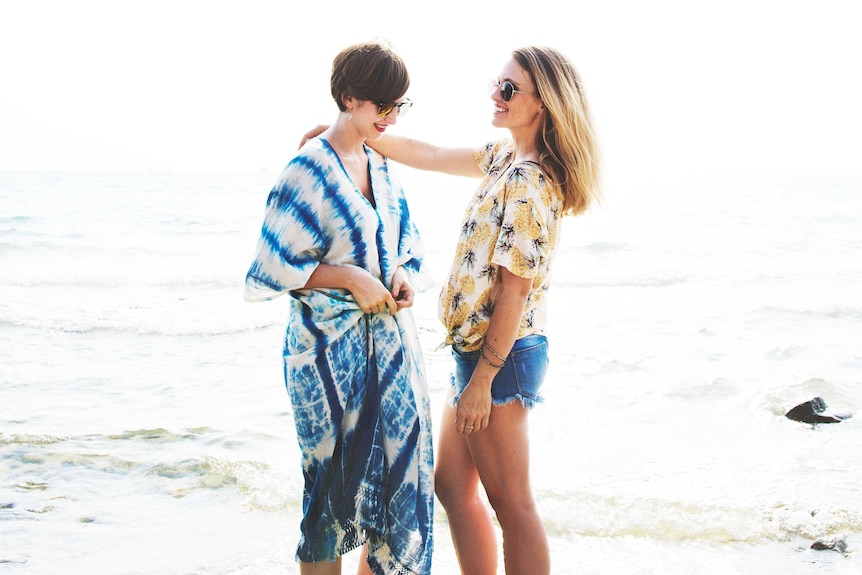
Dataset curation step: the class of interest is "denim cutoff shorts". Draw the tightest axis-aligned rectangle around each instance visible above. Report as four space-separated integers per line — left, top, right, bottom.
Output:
450 334 549 409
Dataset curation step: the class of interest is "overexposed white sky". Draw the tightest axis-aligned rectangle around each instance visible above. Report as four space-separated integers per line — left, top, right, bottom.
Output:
2 0 860 183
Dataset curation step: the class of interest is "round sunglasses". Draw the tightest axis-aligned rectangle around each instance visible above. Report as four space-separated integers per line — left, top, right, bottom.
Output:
376 98 413 117
489 78 536 102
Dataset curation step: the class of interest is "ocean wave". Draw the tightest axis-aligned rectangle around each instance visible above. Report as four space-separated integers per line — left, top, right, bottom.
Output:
553 273 689 289
0 214 35 222
146 456 268 495
665 377 740 400
765 345 807 360
0 432 73 446
106 427 213 442
0 230 65 254
761 379 859 417
753 305 862 322
0 240 57 254
0 275 247 290
0 316 280 337
579 241 634 253
819 306 862 320
539 489 862 544
0 428 225 449
0 286 283 337
0 427 298 506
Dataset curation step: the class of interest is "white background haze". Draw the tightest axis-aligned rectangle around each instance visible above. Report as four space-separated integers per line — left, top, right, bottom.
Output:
2 0 861 188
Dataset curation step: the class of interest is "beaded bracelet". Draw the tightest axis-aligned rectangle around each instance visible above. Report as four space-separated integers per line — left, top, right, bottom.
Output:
480 347 505 369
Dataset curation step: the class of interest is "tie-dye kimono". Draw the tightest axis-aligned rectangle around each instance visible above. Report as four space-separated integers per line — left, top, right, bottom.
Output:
245 138 434 574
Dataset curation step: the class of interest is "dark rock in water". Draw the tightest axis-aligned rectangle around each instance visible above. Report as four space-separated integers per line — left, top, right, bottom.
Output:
785 397 852 424
811 535 847 554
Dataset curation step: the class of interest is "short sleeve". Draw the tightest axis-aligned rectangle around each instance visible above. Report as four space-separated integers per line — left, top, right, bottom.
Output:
473 139 512 175
395 190 433 292
491 165 553 280
244 165 327 302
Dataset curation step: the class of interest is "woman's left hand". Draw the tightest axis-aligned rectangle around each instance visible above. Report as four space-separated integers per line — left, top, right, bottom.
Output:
456 378 492 434
390 267 415 310
455 266 530 434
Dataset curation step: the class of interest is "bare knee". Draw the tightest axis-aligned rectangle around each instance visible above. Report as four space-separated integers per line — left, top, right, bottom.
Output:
435 468 480 511
485 488 539 528
435 469 462 509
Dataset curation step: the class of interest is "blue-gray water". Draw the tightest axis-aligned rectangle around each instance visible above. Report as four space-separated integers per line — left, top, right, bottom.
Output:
1 170 861 574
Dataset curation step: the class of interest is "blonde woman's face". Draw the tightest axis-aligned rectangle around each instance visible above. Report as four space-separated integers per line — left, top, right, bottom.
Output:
489 58 544 135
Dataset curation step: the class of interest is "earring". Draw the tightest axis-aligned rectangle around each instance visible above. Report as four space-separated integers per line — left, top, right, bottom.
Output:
347 111 353 121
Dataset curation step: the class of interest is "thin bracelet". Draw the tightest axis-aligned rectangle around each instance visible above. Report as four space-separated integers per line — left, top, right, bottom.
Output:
480 348 505 369
484 342 507 363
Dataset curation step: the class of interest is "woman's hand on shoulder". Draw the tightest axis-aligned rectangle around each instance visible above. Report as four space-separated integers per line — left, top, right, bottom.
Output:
299 125 330 149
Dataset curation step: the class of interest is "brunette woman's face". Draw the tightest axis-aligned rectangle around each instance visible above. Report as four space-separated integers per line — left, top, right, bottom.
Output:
489 59 544 134
347 96 409 141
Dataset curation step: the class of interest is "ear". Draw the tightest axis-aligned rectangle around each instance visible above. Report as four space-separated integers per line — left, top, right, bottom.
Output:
340 91 356 111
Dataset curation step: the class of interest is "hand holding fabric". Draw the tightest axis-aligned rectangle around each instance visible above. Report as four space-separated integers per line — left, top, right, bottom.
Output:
348 266 398 316
390 266 415 310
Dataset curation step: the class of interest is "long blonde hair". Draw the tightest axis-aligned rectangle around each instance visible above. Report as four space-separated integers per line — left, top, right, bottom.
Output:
513 46 601 216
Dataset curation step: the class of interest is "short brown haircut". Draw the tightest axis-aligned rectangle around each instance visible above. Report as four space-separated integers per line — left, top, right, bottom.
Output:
330 40 410 112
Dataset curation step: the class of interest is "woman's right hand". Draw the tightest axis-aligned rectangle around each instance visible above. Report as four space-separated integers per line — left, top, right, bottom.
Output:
304 263 397 315
348 267 398 316
299 125 330 149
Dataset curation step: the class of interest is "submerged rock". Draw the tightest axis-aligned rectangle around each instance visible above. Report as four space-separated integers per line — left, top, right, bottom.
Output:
785 397 852 424
811 535 847 554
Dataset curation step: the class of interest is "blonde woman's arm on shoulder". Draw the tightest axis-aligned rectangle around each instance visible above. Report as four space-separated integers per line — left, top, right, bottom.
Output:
298 124 480 177
298 125 329 148
369 134 482 178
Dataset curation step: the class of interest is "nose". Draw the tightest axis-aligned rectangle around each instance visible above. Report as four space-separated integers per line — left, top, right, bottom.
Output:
382 108 399 124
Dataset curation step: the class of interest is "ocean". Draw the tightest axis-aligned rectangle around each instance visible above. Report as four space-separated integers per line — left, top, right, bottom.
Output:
1 168 860 574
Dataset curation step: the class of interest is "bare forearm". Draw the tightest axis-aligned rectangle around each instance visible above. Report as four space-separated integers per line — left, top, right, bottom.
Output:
473 270 531 385
302 263 359 290
304 263 398 316
368 134 482 178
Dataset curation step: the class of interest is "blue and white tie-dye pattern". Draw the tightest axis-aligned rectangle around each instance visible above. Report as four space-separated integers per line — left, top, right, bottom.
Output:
245 138 434 574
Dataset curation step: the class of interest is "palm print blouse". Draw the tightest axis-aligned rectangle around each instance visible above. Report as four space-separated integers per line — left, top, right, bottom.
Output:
438 138 562 351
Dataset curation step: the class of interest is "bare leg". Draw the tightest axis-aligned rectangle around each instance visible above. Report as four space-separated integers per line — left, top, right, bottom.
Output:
299 557 341 575
435 401 499 574
356 544 373 575
468 402 550 575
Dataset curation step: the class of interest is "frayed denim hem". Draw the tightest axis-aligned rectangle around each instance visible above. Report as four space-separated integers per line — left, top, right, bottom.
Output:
448 334 548 412
447 389 544 410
